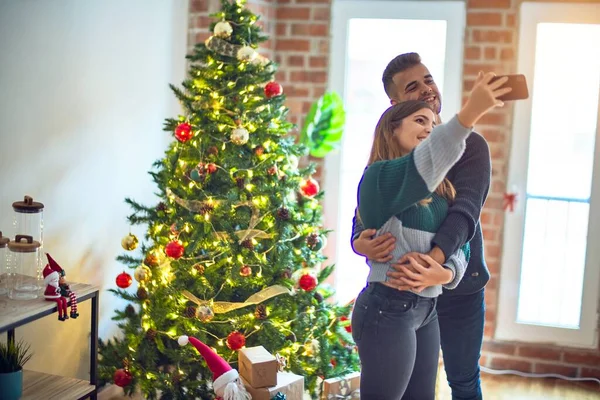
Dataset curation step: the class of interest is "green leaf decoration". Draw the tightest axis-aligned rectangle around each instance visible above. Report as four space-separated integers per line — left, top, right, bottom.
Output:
300 91 346 158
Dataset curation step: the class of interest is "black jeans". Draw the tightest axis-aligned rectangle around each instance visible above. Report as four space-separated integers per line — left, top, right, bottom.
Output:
351 283 439 400
437 289 485 400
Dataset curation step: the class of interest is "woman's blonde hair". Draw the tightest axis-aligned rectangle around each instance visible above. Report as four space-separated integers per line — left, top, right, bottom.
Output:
368 101 456 205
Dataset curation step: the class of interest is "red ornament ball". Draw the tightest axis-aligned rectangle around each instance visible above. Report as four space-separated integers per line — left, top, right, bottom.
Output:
300 177 320 198
264 81 283 98
206 163 217 174
340 316 352 333
226 331 246 351
116 272 133 289
174 122 193 142
165 240 185 259
113 368 133 387
299 273 318 291
239 265 252 277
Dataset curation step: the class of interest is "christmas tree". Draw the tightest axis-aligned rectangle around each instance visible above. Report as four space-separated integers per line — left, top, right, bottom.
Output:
98 0 359 398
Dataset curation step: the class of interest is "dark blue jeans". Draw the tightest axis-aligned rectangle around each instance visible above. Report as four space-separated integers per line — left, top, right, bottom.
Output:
437 289 485 400
351 283 439 399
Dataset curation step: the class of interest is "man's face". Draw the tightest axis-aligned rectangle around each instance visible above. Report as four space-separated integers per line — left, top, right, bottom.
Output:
391 63 442 114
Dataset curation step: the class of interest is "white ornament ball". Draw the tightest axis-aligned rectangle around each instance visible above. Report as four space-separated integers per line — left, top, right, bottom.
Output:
231 127 250 145
178 335 189 346
237 46 257 62
287 154 299 170
134 265 152 283
251 55 270 66
214 21 233 38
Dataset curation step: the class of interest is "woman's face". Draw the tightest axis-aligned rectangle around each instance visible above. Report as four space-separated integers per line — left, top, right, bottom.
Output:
393 108 436 155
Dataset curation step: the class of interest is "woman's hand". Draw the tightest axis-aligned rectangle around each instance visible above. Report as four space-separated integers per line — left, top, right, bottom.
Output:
458 72 512 127
387 253 453 292
352 229 396 262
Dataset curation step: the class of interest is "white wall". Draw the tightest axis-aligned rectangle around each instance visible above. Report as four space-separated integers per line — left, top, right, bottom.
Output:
0 0 188 380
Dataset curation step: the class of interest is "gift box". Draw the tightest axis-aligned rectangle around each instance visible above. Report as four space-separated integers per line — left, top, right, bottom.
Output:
238 345 278 388
322 372 360 399
242 371 304 400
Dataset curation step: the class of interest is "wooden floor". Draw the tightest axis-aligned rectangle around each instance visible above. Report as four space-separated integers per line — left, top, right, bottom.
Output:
99 372 600 399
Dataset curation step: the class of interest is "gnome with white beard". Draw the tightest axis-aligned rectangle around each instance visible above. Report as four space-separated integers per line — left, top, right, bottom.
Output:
178 335 250 400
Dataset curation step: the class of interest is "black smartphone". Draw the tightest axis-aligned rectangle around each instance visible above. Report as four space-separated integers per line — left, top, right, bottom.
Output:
490 74 529 101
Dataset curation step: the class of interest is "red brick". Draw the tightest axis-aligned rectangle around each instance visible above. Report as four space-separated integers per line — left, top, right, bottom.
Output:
290 71 328 83
276 7 311 20
534 363 578 377
463 63 499 76
468 0 511 8
517 346 562 361
291 23 329 36
506 13 516 27
484 47 497 60
500 48 515 61
287 55 305 67
193 15 212 29
465 46 481 60
480 129 505 143
489 144 505 159
472 29 513 44
275 39 310 51
483 228 498 242
484 324 495 338
312 86 327 98
291 87 310 97
296 0 330 3
485 196 505 211
190 0 208 12
491 180 506 193
489 357 533 372
318 39 330 54
485 308 496 322
467 12 503 26
302 101 313 113
275 71 287 82
486 243 501 259
483 341 517 356
194 32 210 45
313 7 331 21
463 79 476 91
487 260 500 275
480 354 488 367
581 367 600 380
276 23 288 36
286 99 303 115
563 351 600 366
309 56 328 68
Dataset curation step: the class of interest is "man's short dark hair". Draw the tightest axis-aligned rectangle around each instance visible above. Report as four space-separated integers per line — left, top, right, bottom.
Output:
382 52 422 99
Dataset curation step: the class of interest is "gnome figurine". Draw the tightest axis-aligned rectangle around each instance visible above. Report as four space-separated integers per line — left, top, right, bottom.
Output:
46 253 79 318
178 335 251 400
42 263 69 321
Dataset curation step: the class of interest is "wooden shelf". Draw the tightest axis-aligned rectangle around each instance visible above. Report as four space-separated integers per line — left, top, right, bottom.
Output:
23 370 95 400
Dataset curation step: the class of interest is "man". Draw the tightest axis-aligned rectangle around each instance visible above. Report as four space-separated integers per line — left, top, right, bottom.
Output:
352 52 491 400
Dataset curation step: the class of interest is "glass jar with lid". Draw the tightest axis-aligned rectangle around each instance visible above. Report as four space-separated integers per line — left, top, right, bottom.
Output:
8 235 41 300
0 231 9 296
12 195 44 280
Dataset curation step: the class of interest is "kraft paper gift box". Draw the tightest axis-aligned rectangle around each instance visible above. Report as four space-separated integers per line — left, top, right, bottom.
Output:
238 345 278 388
322 372 360 399
242 371 304 400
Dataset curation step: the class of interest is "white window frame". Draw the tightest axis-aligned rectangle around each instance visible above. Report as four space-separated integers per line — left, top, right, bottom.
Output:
324 0 466 301
496 2 600 349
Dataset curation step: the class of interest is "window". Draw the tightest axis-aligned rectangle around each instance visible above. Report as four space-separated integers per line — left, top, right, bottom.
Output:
497 3 600 348
325 1 466 303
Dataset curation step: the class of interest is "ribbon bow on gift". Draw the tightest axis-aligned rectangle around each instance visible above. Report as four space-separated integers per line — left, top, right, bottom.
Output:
327 377 360 399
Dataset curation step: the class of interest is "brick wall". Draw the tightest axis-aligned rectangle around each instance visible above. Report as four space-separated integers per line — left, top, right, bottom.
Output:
188 0 600 382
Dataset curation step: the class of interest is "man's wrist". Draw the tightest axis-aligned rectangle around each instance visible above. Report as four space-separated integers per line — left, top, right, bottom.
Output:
428 246 446 264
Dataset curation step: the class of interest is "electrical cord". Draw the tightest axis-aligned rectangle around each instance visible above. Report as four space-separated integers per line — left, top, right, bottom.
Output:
481 366 600 386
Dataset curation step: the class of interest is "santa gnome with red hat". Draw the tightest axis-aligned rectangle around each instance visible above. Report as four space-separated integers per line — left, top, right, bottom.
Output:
178 335 251 400
43 253 79 321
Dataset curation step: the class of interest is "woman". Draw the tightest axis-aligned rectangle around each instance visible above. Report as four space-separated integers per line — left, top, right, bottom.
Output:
352 72 510 399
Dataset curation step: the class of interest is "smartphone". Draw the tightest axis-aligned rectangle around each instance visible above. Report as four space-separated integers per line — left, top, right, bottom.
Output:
490 74 529 101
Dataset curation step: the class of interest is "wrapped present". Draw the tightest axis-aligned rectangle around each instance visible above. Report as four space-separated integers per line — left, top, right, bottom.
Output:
239 345 278 388
322 372 360 399
242 371 304 400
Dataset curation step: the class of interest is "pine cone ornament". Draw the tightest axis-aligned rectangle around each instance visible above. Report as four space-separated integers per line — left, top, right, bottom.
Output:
193 264 205 275
185 306 197 318
156 202 167 212
313 292 324 303
207 146 219 156
241 239 254 250
276 207 290 220
281 268 292 279
125 304 136 317
236 177 246 188
145 329 157 341
200 203 214 214
254 304 268 320
137 287 148 300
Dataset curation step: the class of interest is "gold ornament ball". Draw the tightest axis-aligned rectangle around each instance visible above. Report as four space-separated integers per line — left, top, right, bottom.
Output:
121 234 139 251
134 265 152 283
231 127 249 145
197 305 214 322
214 21 233 38
237 45 257 62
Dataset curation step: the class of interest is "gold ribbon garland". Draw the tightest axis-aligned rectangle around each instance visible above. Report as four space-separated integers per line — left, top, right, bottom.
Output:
182 285 290 314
